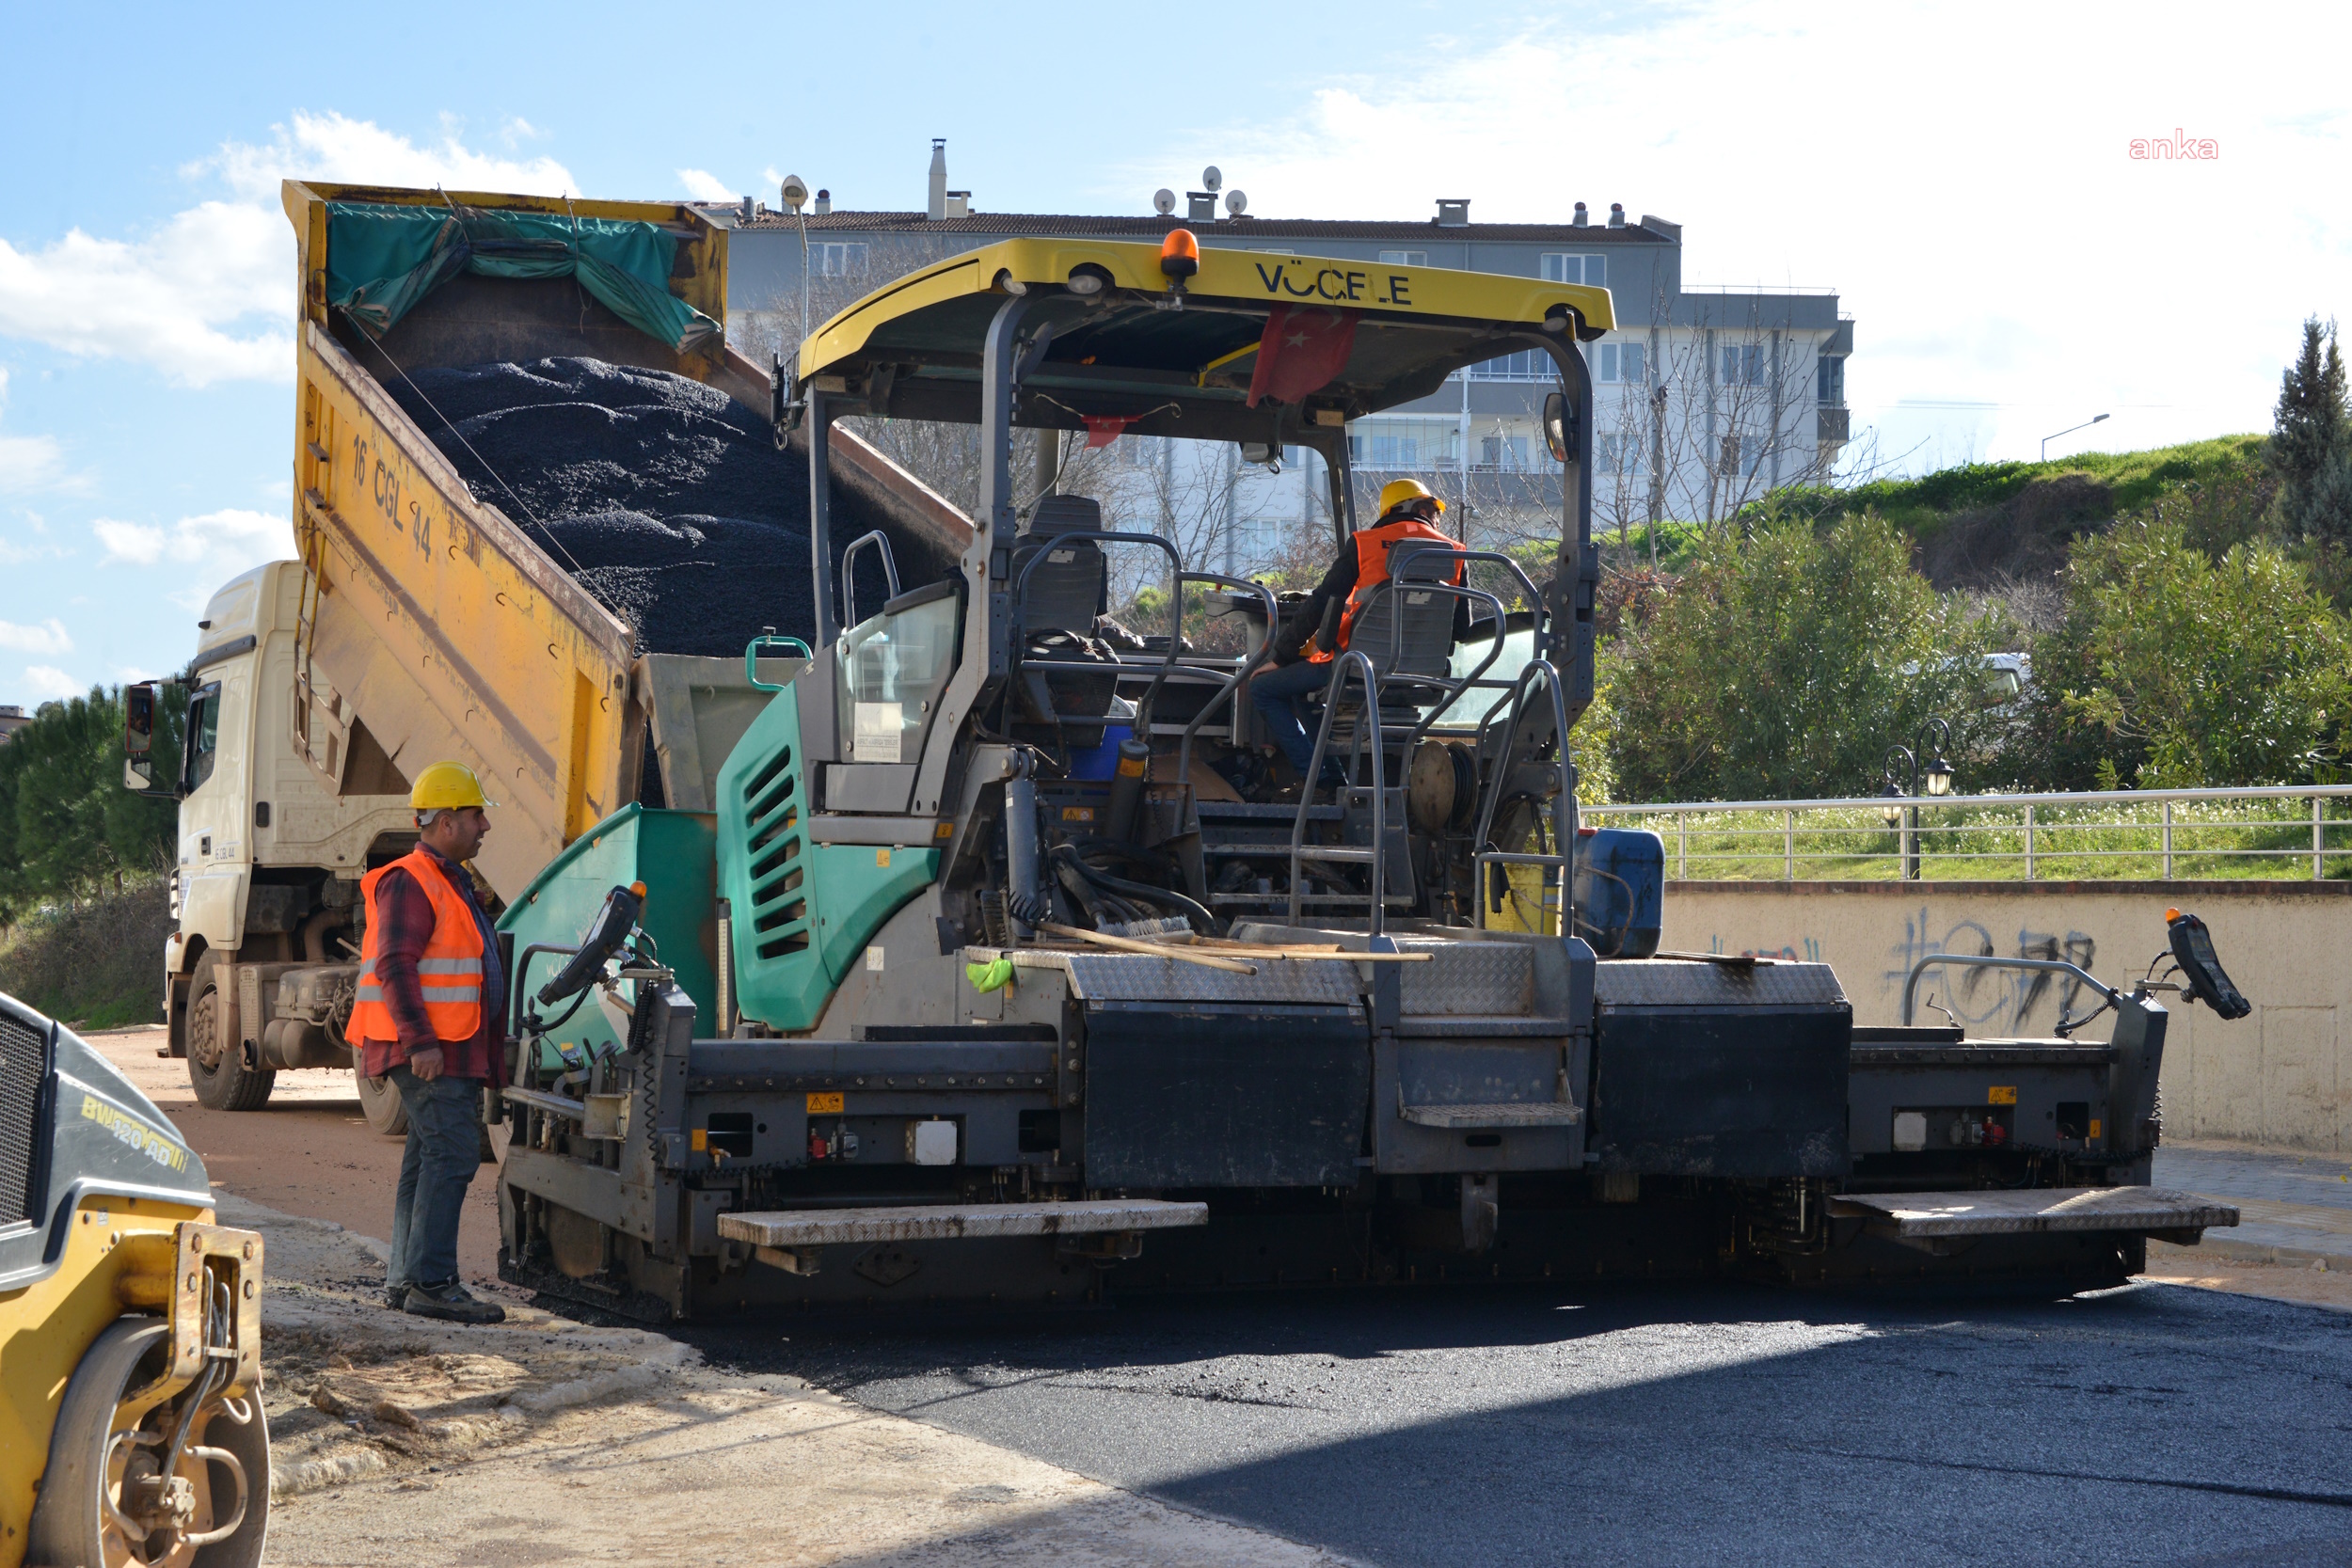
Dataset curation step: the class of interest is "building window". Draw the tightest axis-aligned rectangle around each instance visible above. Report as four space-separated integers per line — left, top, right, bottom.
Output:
1541 253 1605 286
1348 418 1452 469
1377 249 1427 266
814 243 869 277
1719 435 1767 478
1464 348 1551 381
1479 434 1533 470
1720 344 1763 387
1598 432 1647 479
1594 341 1645 384
1817 355 1845 406
1232 517 1288 567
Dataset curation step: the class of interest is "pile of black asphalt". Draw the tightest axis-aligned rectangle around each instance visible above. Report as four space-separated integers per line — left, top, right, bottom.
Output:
385 356 925 657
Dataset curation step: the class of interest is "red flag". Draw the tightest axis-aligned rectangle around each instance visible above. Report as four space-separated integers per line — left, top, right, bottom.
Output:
1080 415 1134 449
1247 306 1358 409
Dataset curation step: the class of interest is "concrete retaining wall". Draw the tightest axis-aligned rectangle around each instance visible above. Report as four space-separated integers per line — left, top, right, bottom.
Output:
1659 880 2352 1152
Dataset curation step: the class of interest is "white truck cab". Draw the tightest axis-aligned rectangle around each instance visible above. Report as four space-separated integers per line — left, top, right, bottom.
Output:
130 561 415 1128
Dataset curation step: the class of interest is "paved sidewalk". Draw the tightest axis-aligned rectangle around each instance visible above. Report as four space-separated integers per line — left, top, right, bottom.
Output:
2153 1140 2352 1265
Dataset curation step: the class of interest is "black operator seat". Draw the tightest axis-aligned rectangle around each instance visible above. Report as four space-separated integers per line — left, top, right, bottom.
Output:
1322 546 1470 730
1010 493 1117 723
1013 494 1109 634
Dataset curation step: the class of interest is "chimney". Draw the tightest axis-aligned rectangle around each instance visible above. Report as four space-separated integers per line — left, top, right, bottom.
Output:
1572 201 1588 228
814 188 832 215
928 138 947 221
1607 202 1626 229
1435 198 1470 227
739 196 754 224
946 191 971 219
1186 191 1217 221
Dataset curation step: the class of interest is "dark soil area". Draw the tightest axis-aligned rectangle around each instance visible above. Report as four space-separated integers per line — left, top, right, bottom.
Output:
1913 474 2116 589
0 880 172 1029
385 357 932 656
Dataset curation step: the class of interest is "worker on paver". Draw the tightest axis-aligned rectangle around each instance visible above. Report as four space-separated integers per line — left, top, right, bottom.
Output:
1250 477 1468 792
349 761 509 1323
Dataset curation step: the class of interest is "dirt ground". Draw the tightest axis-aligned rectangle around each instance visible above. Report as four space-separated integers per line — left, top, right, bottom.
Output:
95 1025 507 1284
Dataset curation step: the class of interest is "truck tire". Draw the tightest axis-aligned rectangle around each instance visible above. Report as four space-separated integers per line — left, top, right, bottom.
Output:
186 950 277 1112
353 1049 409 1138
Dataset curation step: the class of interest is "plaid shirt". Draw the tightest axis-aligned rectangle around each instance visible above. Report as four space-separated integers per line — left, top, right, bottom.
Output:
356 847 508 1086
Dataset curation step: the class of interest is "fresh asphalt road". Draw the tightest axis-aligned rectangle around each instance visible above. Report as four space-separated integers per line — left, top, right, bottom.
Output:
679 1278 2352 1568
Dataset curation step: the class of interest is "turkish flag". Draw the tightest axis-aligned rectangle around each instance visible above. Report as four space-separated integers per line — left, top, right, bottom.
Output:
1080 415 1134 449
1247 306 1358 409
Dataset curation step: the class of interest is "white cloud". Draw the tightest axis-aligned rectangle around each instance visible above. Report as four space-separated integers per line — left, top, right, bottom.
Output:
22 664 81 700
200 110 575 203
96 508 285 593
0 618 72 656
0 368 73 493
677 167 738 203
0 112 577 387
1152 1 2352 464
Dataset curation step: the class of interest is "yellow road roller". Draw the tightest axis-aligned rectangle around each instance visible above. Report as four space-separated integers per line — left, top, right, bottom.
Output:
1 990 267 1567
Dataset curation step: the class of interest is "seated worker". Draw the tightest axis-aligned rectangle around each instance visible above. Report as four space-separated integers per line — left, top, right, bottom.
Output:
1251 478 1469 789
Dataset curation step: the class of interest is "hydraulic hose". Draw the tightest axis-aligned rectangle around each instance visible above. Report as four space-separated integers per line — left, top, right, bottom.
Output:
1052 845 1217 934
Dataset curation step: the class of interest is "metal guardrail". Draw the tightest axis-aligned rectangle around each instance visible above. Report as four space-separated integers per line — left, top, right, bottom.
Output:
1581 784 2352 882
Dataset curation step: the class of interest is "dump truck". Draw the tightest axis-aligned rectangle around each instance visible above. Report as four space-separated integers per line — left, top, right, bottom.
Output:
125 182 967 1133
0 990 270 1566
471 226 2247 1317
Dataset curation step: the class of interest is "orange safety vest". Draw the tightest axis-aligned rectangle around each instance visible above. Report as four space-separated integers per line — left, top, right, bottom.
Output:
1307 516 1465 663
347 849 486 1044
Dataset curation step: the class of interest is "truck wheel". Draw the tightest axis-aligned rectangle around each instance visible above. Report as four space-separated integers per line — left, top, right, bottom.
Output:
353 1050 409 1138
27 1314 272 1568
186 952 276 1112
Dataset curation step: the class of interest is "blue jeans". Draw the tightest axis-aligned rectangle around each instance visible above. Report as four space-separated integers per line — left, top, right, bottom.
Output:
1250 659 1343 777
388 1068 485 1292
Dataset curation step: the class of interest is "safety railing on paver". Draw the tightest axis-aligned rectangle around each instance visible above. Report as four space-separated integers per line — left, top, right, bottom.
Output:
1581 784 2352 882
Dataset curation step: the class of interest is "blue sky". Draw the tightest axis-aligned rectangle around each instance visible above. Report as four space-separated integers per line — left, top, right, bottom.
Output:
1 0 2346 704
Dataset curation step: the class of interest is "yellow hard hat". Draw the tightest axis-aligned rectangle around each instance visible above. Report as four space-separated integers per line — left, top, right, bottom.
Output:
410 760 493 812
1377 478 1445 521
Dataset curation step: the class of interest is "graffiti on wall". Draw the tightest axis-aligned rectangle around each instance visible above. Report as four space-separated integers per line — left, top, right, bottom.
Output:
1708 907 2100 1033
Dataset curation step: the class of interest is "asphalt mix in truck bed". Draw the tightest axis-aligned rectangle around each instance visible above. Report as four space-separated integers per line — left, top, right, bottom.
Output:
385 356 931 657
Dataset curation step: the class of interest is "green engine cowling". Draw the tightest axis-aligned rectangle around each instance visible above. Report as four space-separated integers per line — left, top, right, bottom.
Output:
712 675 940 1032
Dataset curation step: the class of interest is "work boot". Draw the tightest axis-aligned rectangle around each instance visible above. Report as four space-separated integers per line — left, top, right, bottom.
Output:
403 1279 506 1324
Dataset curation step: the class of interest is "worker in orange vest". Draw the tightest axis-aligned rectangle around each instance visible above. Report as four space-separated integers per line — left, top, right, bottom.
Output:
1250 479 1469 790
348 761 509 1323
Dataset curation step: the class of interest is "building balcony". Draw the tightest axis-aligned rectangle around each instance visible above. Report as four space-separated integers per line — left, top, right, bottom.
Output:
1817 406 1850 444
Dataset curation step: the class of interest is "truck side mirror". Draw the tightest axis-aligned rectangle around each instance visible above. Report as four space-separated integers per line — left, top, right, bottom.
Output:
1541 392 1574 465
123 681 158 789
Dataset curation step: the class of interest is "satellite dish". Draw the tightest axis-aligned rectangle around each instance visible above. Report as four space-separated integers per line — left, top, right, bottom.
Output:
1152 188 1177 216
1201 166 1222 193
1224 189 1248 216
780 174 810 212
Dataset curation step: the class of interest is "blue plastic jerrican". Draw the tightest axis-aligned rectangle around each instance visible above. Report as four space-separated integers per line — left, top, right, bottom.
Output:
1574 827 1664 958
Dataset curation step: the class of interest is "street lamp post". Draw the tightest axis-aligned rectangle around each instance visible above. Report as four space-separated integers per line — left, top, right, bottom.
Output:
1879 717 1955 880
2041 413 2109 462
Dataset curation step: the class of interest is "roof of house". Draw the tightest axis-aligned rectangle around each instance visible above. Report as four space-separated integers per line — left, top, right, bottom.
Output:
727 209 1682 245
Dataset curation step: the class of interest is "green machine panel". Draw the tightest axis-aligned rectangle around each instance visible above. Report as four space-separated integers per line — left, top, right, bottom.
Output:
716 676 939 1032
497 803 718 1068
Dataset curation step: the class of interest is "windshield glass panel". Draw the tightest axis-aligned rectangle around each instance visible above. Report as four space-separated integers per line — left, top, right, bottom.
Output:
837 594 961 765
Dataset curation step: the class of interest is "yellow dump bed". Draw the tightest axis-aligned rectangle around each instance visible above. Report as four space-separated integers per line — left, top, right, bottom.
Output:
278 182 965 897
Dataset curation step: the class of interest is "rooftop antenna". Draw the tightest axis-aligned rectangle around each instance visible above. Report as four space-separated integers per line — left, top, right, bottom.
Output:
1200 166 1223 193
1152 188 1177 216
1224 189 1248 217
